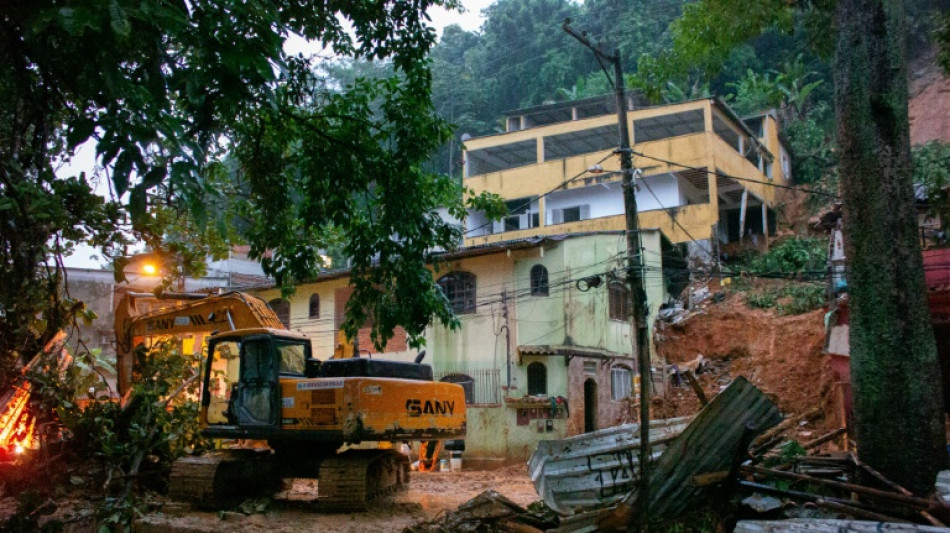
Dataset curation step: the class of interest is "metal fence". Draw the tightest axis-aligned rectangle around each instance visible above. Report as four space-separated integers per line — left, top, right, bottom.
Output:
435 368 501 406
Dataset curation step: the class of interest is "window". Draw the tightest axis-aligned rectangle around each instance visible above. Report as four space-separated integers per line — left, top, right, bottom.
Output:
440 373 475 404
527 362 547 396
309 293 320 319
611 366 633 400
277 341 308 375
437 272 476 314
551 205 590 224
500 197 539 232
530 265 549 296
583 361 597 374
268 298 291 328
608 282 631 321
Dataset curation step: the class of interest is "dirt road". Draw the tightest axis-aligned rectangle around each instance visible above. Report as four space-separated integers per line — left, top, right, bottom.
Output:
133 466 538 533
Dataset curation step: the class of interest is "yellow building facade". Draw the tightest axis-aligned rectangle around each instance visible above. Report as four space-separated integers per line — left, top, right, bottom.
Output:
461 96 790 256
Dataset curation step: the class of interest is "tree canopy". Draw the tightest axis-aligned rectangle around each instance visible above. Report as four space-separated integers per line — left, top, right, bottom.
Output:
0 0 502 384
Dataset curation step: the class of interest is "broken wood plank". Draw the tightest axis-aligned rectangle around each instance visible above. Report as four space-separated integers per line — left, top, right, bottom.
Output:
815 498 911 523
682 370 708 406
689 470 730 487
802 428 847 451
849 453 946 527
751 407 822 449
743 465 950 513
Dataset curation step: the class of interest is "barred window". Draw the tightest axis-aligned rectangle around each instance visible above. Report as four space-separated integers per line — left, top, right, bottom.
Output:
437 272 476 314
527 362 547 396
440 373 474 404
309 293 320 319
611 366 633 400
268 298 291 328
608 282 630 321
436 369 500 405
530 265 549 296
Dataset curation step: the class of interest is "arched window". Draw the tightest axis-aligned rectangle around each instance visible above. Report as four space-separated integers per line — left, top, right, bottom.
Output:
437 272 476 314
608 282 630 321
309 293 320 319
268 298 291 328
440 373 475 404
530 265 549 296
611 365 633 400
527 362 547 396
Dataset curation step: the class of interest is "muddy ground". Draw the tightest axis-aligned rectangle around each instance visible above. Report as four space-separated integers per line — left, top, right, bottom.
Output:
131 466 537 532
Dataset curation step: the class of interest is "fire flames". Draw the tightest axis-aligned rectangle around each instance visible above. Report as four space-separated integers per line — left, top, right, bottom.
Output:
0 382 35 461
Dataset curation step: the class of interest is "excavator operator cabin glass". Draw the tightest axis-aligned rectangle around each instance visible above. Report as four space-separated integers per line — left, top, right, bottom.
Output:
207 340 239 425
277 341 307 375
237 338 278 426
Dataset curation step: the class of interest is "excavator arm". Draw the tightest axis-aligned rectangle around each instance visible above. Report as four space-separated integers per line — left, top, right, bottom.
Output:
114 291 285 395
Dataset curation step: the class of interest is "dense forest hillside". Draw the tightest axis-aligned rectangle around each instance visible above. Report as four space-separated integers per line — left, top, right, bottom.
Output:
418 0 949 203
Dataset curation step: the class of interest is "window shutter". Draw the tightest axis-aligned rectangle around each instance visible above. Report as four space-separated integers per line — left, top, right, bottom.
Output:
552 209 564 224
579 205 591 220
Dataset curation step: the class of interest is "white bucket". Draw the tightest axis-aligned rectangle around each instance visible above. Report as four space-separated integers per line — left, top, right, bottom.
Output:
450 453 462 472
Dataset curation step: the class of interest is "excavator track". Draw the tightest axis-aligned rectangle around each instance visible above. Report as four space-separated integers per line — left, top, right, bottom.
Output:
317 449 410 512
168 450 281 508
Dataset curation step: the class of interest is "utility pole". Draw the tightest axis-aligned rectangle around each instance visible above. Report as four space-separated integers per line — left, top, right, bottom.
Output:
563 21 652 526
501 289 512 393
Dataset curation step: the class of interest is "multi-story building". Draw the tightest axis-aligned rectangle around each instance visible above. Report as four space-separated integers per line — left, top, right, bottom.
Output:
251 231 683 463
461 95 791 257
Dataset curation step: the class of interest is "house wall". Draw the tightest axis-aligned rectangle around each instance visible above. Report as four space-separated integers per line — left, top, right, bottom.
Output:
461 99 783 251
248 232 668 463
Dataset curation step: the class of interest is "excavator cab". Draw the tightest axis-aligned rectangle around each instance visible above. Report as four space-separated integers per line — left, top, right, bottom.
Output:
201 328 313 433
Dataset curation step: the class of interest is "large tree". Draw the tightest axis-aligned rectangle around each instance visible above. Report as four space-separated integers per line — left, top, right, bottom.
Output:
835 0 945 493
0 0 499 387
638 0 947 493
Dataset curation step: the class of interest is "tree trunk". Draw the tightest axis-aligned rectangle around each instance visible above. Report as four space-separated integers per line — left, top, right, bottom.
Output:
835 0 947 495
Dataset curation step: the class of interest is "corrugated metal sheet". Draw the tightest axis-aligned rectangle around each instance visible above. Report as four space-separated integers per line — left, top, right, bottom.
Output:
735 519 950 532
642 376 782 517
552 376 781 532
528 417 690 515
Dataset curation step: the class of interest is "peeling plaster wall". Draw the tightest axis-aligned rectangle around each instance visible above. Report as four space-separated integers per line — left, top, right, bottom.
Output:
249 233 668 462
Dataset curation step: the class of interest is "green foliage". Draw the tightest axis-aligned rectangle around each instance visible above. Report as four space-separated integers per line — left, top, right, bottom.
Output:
784 102 837 185
745 236 827 275
3 0 491 372
27 342 209 528
745 290 777 309
939 14 950 74
776 283 825 315
913 141 950 228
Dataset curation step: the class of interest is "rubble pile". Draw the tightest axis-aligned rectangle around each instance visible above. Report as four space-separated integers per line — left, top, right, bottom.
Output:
653 289 833 426
403 490 557 533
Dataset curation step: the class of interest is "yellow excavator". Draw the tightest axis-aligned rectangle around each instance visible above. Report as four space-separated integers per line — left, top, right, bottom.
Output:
114 291 466 510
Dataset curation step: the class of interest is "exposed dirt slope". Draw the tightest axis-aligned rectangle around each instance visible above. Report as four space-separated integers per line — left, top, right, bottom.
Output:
653 295 833 427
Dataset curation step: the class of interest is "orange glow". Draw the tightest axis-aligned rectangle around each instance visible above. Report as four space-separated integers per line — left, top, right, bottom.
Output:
142 263 158 275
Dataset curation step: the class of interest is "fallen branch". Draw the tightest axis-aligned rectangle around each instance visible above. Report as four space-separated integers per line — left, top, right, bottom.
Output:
682 370 708 406
802 428 847 451
849 453 945 527
743 465 950 513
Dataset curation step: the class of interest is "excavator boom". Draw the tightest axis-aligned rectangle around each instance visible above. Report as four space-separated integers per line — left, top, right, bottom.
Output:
114 291 283 394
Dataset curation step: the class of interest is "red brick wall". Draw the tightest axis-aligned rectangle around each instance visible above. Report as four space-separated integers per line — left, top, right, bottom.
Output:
334 287 408 353
565 357 627 435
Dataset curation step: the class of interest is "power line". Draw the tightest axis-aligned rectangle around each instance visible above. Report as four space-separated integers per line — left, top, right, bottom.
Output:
629 150 839 199
462 151 617 236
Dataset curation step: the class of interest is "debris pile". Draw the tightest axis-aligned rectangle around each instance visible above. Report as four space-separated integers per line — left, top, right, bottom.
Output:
404 490 557 533
654 291 832 423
